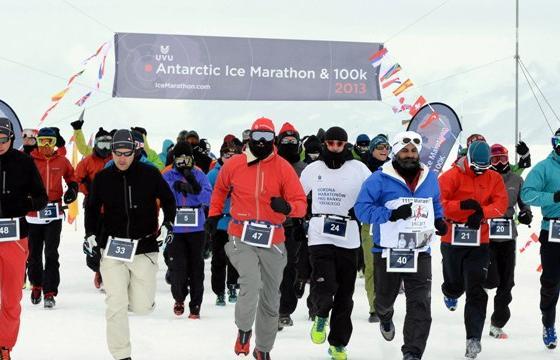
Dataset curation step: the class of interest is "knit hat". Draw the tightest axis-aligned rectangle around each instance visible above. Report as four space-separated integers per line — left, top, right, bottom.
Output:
391 131 422 155
186 130 199 140
278 122 300 140
251 117 275 133
467 140 491 169
369 134 390 153
325 127 348 142
356 134 370 146
95 127 111 139
111 129 135 151
0 118 13 138
173 141 193 157
220 137 243 156
38 127 57 138
304 135 321 154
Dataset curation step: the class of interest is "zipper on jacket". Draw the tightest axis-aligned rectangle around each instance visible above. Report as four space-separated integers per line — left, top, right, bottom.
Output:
2 171 6 195
123 175 131 238
255 161 261 221
46 158 50 198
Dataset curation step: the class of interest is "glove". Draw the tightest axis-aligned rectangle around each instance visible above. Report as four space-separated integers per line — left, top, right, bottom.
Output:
70 119 84 130
173 180 194 195
466 211 484 230
270 197 291 215
83 234 98 257
517 209 533 225
389 203 412 222
434 218 448 236
130 126 147 136
63 182 79 204
554 191 560 203
205 215 220 237
159 221 174 247
460 199 482 212
183 169 202 194
516 141 529 156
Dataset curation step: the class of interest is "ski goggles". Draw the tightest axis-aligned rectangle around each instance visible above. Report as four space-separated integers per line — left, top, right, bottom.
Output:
355 144 369 152
490 155 508 165
250 131 275 142
326 140 347 148
112 149 135 157
279 136 299 145
174 154 194 169
552 135 560 149
37 136 57 147
22 129 37 139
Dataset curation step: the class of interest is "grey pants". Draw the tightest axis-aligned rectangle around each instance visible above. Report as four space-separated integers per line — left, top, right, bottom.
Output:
225 236 287 352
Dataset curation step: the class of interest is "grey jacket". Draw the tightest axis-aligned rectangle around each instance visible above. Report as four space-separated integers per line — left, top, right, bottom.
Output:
491 170 530 242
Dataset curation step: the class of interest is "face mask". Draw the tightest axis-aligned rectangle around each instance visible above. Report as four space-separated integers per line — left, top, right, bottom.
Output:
308 153 320 161
174 154 194 170
95 147 111 158
491 162 510 174
278 143 300 162
249 140 274 160
321 145 349 169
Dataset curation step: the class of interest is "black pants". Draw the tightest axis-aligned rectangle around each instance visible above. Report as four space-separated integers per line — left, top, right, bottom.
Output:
168 231 205 310
374 252 432 357
539 230 560 327
28 220 63 295
210 230 239 296
309 244 358 347
484 240 515 328
279 225 302 315
441 243 490 340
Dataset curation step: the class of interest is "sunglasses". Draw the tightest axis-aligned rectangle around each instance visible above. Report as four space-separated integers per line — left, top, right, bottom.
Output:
326 140 346 147
250 131 275 142
112 149 134 157
490 155 508 165
37 136 57 147
222 152 236 159
374 144 391 151
0 137 10 144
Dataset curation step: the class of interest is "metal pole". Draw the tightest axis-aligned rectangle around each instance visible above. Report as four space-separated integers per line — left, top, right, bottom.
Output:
515 0 519 162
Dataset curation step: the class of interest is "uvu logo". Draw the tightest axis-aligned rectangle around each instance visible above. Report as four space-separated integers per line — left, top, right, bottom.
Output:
155 45 173 61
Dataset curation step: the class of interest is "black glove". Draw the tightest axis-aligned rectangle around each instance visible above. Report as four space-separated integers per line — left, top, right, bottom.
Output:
466 211 484 230
63 182 79 204
173 180 194 195
130 127 147 136
159 221 174 247
434 218 448 236
517 209 533 225
389 203 412 222
270 197 291 215
554 191 560 203
460 199 482 212
205 215 220 237
70 118 84 130
516 141 529 156
183 169 202 194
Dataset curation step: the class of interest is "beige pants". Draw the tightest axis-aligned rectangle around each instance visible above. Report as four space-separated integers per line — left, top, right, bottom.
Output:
100 252 158 359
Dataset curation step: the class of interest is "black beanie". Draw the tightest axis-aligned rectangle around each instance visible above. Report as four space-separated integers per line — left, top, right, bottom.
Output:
325 126 348 142
304 135 322 153
555 128 560 137
111 129 135 150
173 141 193 157
0 118 13 138
95 127 110 139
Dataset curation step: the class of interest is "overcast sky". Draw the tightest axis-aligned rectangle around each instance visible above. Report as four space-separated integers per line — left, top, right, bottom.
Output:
1 0 559 152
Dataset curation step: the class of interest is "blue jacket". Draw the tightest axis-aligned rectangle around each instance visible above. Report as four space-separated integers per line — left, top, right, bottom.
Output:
159 139 173 165
521 151 560 231
354 163 444 253
162 167 212 233
207 161 232 231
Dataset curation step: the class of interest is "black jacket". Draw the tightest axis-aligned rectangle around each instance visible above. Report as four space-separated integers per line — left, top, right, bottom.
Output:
0 148 48 238
86 160 176 255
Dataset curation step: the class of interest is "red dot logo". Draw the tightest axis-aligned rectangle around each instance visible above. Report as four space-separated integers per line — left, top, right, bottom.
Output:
144 64 153 72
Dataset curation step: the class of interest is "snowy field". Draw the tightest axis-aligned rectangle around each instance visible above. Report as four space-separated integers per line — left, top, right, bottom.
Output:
12 146 560 359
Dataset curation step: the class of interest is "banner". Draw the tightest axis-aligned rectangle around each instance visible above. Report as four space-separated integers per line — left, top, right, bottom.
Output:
112 33 383 101
0 99 24 149
407 103 462 173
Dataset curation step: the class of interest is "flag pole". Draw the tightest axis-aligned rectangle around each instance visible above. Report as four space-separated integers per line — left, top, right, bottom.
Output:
515 0 520 162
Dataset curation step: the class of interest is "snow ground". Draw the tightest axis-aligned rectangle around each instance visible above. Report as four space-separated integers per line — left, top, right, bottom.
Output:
12 146 560 360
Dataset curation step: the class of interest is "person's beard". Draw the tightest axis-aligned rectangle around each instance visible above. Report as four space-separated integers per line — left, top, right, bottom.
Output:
249 140 274 160
396 156 420 171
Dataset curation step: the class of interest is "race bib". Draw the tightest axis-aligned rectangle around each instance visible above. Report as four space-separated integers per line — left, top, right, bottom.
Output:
241 221 275 248
548 220 560 243
38 203 61 220
451 224 480 246
322 216 347 238
489 218 513 240
386 249 418 273
104 237 139 262
174 207 199 227
0 218 20 242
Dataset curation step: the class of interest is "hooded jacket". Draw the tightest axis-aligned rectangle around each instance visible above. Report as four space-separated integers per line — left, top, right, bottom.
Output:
162 167 212 233
75 152 112 196
207 161 232 231
209 148 307 244
438 157 508 244
521 151 560 232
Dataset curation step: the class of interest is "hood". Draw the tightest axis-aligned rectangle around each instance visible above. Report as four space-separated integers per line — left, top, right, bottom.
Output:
453 156 478 178
161 139 173 153
381 161 430 190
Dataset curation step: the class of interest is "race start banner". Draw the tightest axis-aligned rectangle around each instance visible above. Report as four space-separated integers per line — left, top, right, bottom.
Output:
112 33 383 101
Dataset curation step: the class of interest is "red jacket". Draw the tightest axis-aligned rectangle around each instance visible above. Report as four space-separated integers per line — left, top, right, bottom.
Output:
75 153 112 195
30 147 76 202
209 149 307 244
438 157 508 244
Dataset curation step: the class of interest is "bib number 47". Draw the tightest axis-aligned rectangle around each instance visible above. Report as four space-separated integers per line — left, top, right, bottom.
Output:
252 232 263 240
